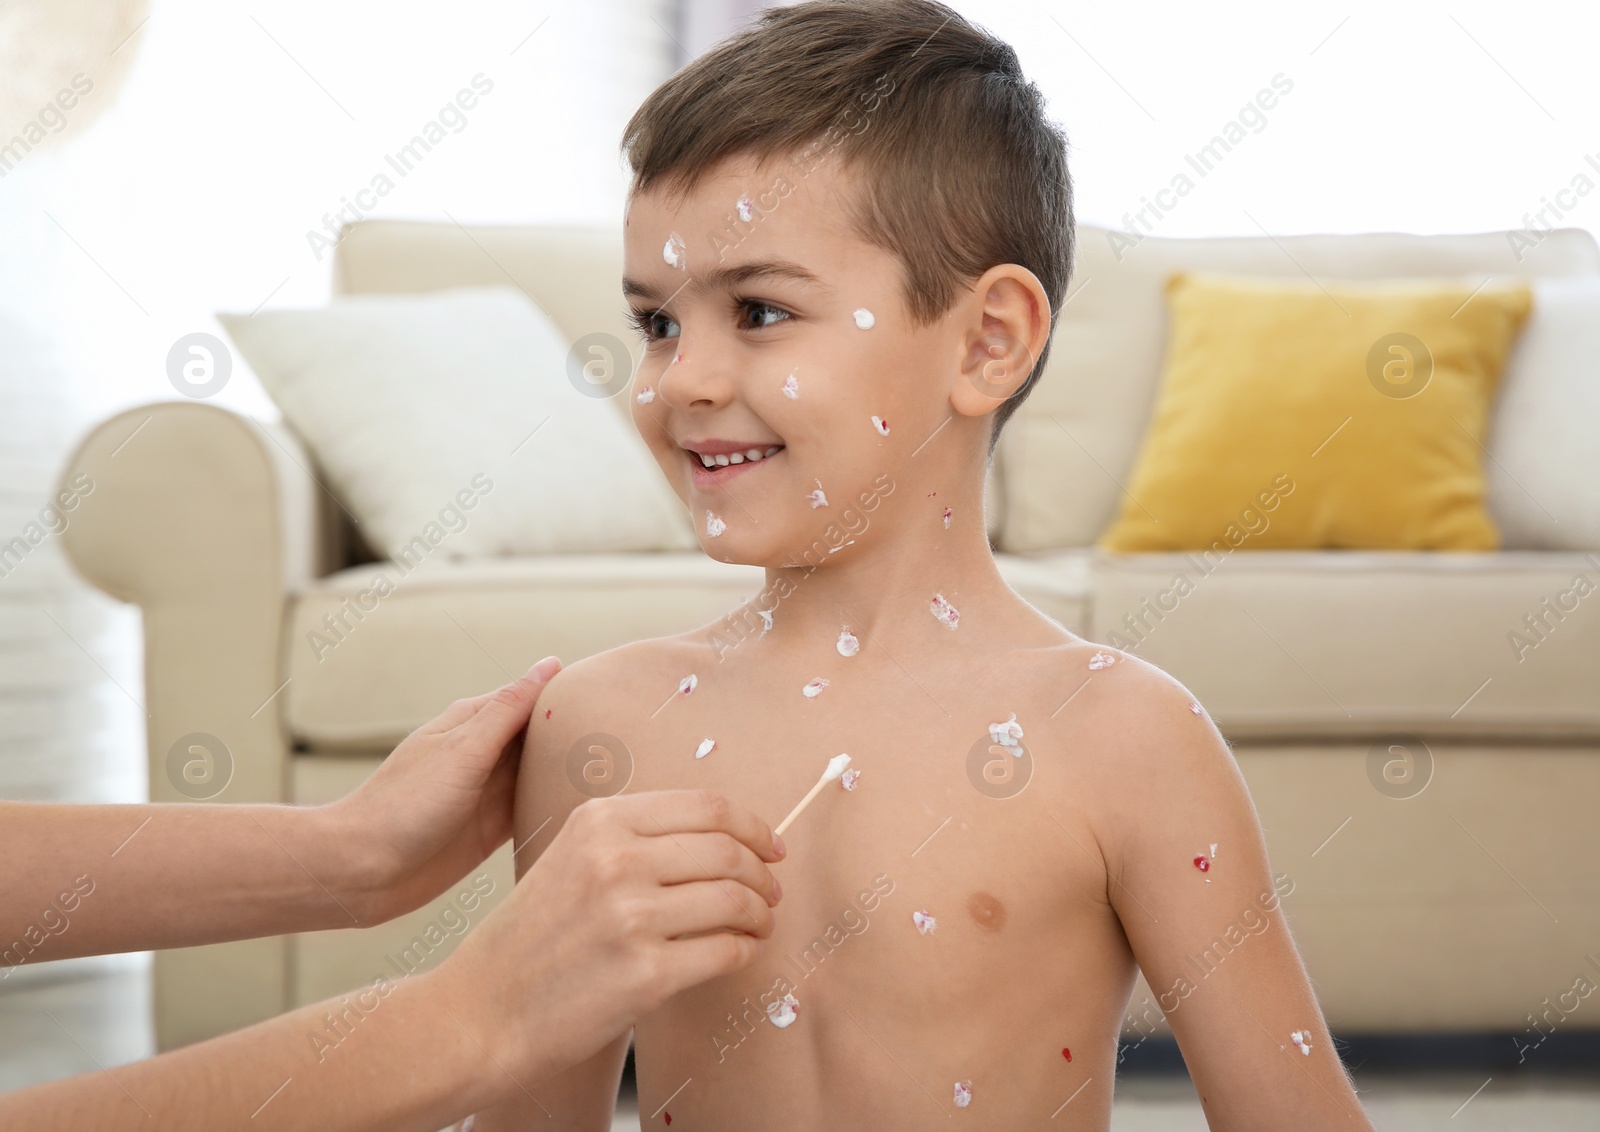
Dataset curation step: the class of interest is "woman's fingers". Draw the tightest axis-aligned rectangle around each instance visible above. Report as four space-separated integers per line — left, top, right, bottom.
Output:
644 877 777 943
644 831 781 908
616 789 787 863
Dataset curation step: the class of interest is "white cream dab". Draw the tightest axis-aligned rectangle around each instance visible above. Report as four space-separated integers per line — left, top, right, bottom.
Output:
663 231 686 269
1188 701 1203 715
808 483 829 508
694 737 716 760
1088 649 1117 670
736 194 755 223
840 768 860 791
871 415 890 437
989 712 1024 755
942 506 952 529
706 511 726 538
757 606 775 635
678 674 698 696
953 1081 972 1109
802 677 829 698
636 386 655 404
1290 1029 1312 1056
836 627 860 657
766 993 799 1028
827 539 855 554
782 371 800 399
929 593 960 630
913 910 937 935
853 307 875 329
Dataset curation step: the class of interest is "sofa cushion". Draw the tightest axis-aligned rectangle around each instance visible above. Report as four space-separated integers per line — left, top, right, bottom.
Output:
282 550 1092 748
1000 225 1600 553
1096 272 1532 552
1092 548 1600 739
220 287 699 558
1486 276 1600 549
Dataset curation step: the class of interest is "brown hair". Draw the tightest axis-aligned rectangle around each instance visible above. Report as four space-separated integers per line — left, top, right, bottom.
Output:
621 0 1075 455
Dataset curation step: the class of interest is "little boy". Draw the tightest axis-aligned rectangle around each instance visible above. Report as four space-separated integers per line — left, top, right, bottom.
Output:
475 1 1373 1127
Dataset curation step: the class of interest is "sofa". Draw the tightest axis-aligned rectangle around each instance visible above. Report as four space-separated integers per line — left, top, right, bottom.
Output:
58 218 1600 1052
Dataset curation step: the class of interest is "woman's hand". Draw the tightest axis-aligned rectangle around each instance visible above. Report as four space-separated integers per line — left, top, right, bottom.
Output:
322 657 562 923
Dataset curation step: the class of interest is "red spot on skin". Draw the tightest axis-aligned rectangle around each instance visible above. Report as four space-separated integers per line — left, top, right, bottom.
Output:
544 708 552 719
664 1115 671 1126
1193 856 1210 872
1063 1047 1072 1062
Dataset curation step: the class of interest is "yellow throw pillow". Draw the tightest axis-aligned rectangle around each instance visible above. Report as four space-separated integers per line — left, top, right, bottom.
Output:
1096 272 1533 552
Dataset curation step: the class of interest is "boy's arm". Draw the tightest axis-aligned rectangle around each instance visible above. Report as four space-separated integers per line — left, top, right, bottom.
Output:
468 663 633 1132
1092 658 1374 1130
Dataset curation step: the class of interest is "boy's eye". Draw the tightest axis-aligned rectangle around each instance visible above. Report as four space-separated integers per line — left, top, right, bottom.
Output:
738 299 792 331
624 299 790 342
626 308 679 342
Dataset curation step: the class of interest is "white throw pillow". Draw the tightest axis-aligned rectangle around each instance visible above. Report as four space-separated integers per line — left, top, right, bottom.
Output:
219 287 696 559
1485 277 1600 550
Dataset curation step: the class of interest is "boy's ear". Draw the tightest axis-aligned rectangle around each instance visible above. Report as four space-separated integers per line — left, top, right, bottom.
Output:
950 264 1051 420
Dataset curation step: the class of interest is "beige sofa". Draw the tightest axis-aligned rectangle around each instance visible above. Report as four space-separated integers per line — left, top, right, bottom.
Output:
58 219 1600 1052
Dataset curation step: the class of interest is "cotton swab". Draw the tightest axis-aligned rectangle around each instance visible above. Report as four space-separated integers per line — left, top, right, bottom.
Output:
774 754 852 837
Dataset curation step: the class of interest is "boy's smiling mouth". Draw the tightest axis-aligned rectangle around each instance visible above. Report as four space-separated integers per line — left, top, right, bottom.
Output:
680 437 786 488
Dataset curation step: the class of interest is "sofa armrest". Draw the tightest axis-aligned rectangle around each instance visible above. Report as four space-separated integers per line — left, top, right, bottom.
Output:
56 402 345 1046
57 401 336 806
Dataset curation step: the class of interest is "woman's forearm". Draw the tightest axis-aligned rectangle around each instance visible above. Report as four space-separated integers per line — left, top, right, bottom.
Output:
0 964 503 1131
0 800 375 969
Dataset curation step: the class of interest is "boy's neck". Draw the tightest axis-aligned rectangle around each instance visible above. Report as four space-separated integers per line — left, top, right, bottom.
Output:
734 479 1025 662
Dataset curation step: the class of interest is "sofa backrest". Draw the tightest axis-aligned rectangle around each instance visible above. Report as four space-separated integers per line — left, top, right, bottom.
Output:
334 220 1600 555
1000 224 1600 552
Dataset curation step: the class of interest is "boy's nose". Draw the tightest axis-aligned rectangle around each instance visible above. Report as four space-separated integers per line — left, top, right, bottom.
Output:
656 344 735 410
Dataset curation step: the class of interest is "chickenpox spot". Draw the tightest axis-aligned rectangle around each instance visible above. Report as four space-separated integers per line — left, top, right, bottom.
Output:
664 1114 671 1126
853 307 875 329
930 593 960 630
1193 856 1209 872
953 1081 972 1108
705 511 726 538
1088 650 1117 670
1290 1029 1312 1055
837 627 860 657
989 713 1023 754
840 768 860 790
679 674 698 696
967 891 1007 932
543 708 552 719
871 415 890 436
695 737 716 760
671 352 683 366
808 482 829 508
803 677 829 698
736 194 754 223
1062 1047 1072 1062
913 909 937 935
782 370 800 399
663 232 686 269
636 386 656 404
767 992 799 1028
942 506 953 529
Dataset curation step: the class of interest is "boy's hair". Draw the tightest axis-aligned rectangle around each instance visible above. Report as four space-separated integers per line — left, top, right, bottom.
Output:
621 0 1075 456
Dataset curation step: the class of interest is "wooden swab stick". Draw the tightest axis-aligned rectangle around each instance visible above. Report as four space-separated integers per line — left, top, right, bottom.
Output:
774 754 852 837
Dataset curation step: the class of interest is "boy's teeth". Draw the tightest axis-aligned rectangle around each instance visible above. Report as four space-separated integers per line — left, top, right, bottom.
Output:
697 446 783 469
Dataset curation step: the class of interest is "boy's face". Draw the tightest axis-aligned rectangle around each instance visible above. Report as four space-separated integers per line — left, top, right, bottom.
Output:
622 152 959 566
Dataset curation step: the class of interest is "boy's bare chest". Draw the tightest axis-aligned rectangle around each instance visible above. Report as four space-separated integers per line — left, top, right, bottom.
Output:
618 647 1098 1004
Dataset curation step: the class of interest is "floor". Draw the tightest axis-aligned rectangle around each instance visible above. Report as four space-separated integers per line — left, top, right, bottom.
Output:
4 964 1597 1129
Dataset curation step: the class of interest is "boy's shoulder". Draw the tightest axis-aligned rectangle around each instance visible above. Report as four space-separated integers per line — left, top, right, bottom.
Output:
525 631 711 744
1025 640 1229 780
